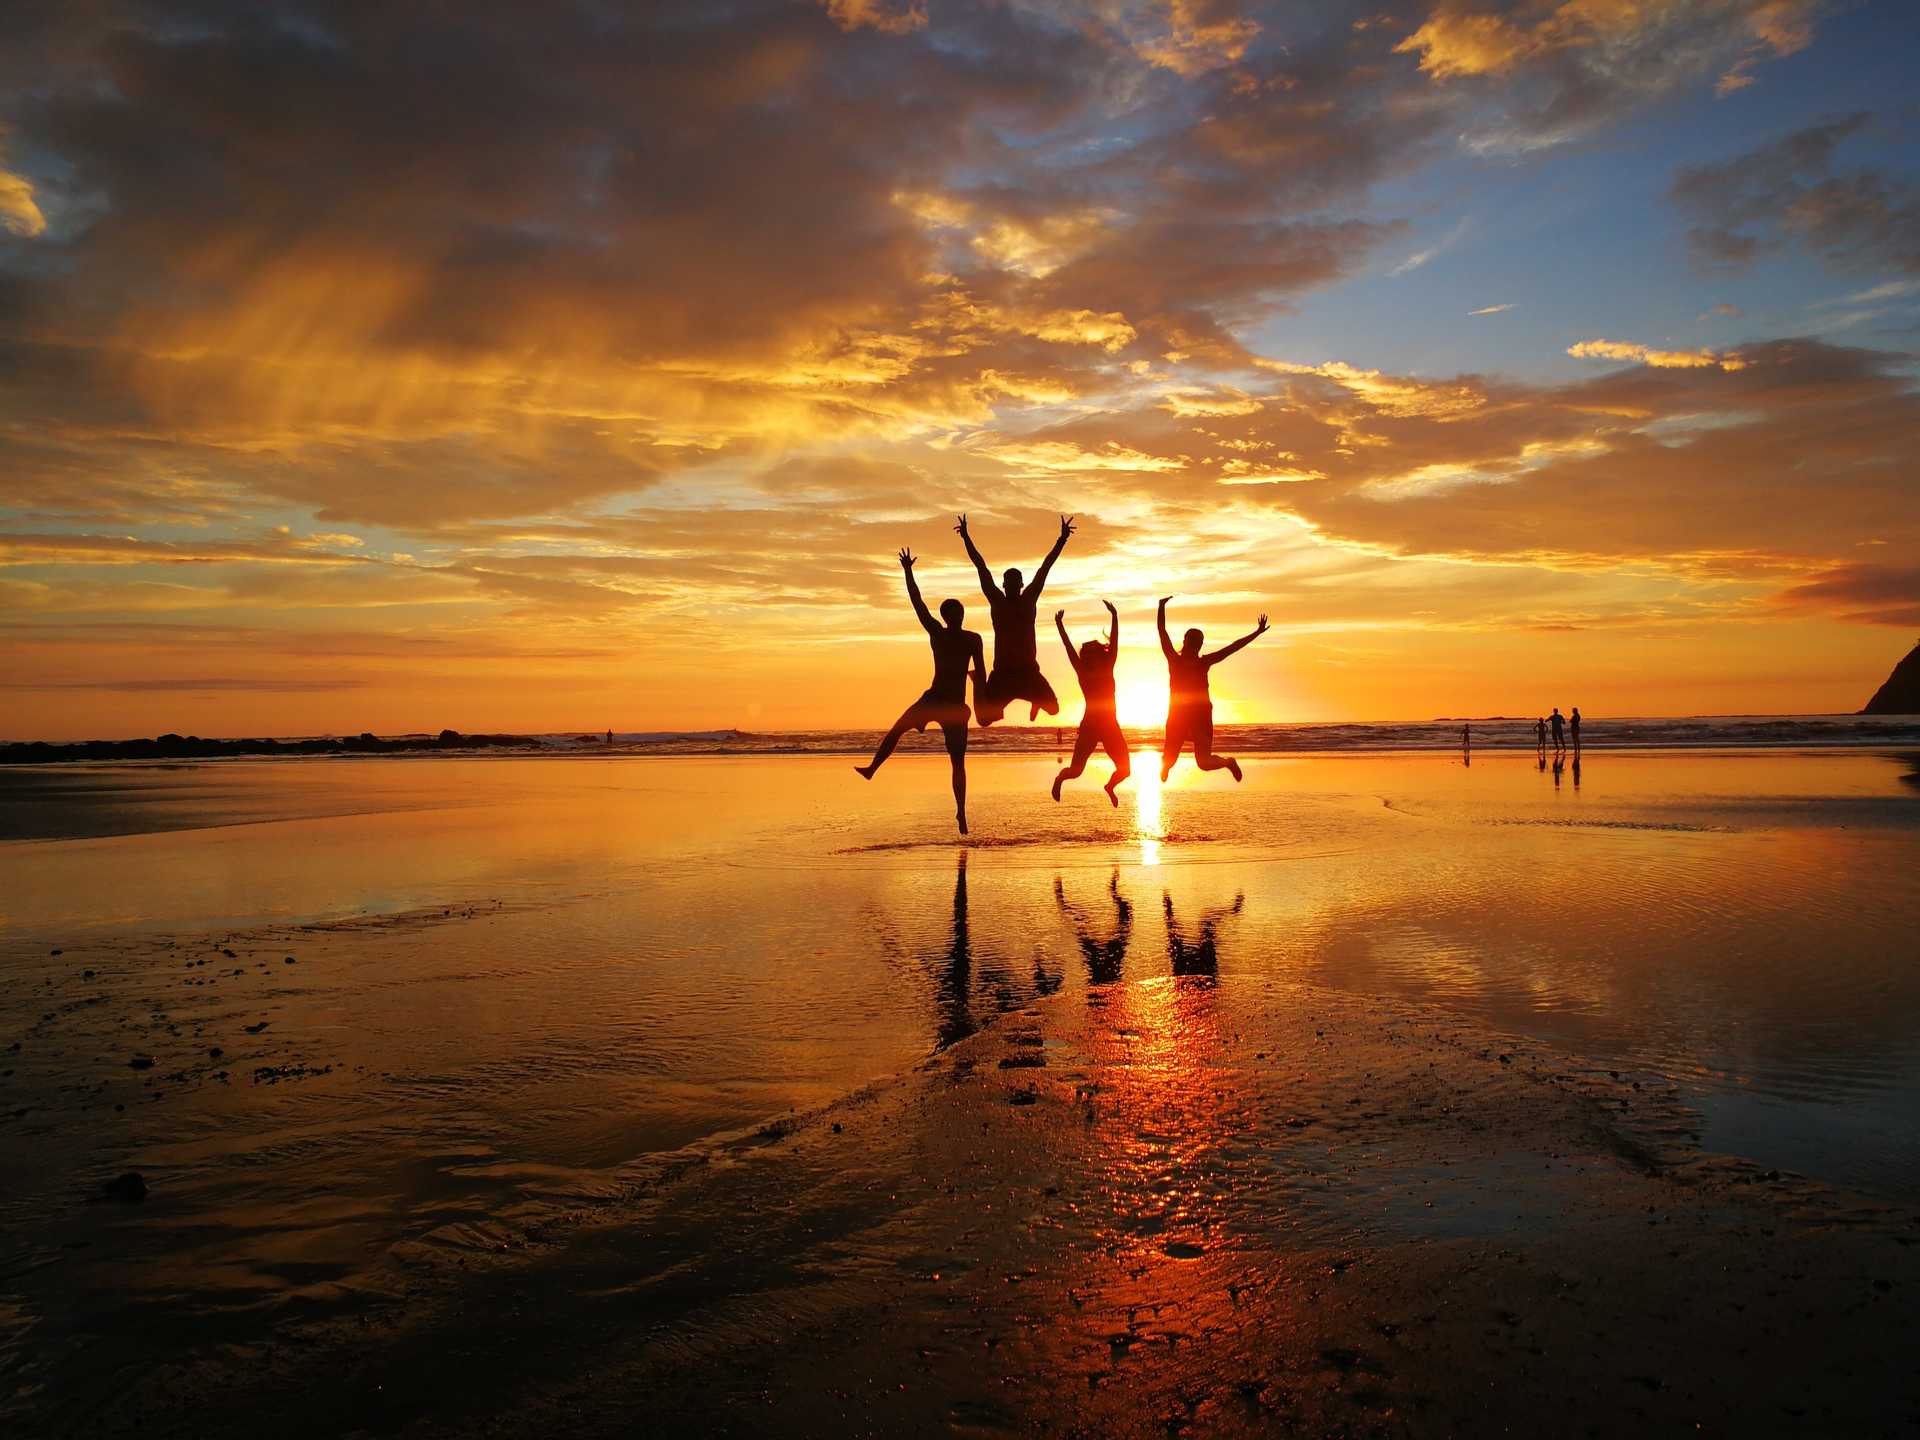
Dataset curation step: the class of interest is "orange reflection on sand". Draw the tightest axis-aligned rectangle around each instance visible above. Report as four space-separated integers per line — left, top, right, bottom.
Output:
1132 752 1164 865
1063 968 1260 1366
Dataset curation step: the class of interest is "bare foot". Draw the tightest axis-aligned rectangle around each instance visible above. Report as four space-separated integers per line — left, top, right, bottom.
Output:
1105 784 1120 808
1051 774 1065 802
854 764 875 780
1226 758 1243 782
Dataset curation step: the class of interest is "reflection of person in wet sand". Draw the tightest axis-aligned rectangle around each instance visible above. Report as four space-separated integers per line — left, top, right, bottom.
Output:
854 548 985 835
1157 597 1268 782
1165 890 1244 976
1055 871 1133 985
934 853 974 1048
955 512 1073 726
1051 600 1131 806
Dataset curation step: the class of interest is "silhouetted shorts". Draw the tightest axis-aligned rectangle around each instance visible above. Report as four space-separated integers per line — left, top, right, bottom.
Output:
1064 713 1130 777
974 664 1059 724
899 692 970 749
1162 703 1213 765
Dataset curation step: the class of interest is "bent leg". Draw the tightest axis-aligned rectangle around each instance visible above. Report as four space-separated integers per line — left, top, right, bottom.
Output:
1025 672 1061 722
1053 723 1100 801
1191 709 1241 781
857 701 929 778
1099 725 1132 806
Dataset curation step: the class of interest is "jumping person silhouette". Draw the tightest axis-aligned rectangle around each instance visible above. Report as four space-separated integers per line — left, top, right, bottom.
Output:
855 547 985 835
955 512 1073 725
1157 597 1267 782
1051 600 1131 806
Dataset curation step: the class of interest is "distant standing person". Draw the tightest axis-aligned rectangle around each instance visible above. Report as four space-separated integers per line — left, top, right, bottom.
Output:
1051 601 1130 807
1550 706 1566 755
1157 597 1268 782
854 548 985 835
1570 707 1582 752
955 513 1073 726
1535 716 1547 754
1462 723 1471 751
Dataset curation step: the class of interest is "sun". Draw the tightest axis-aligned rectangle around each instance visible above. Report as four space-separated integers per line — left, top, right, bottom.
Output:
1115 677 1165 729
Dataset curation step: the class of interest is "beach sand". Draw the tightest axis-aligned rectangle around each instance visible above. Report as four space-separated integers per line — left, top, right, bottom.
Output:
4 752 1919 1433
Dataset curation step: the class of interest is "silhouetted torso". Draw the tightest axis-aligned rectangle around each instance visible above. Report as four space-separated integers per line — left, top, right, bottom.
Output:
1168 651 1210 708
1075 652 1117 711
989 592 1040 670
926 627 976 703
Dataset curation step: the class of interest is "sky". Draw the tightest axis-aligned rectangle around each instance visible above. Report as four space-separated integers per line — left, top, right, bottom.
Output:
2 0 1917 739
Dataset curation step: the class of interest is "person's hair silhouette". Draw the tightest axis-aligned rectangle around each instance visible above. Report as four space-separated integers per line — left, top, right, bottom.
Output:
1157 596 1267 782
854 547 984 834
955 513 1073 726
1051 600 1131 806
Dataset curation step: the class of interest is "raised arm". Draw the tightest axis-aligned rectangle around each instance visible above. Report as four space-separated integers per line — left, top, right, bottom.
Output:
1103 598 1118 652
1054 609 1079 667
1027 513 1075 601
954 514 999 600
1204 612 1269 665
1157 596 1176 661
899 548 938 635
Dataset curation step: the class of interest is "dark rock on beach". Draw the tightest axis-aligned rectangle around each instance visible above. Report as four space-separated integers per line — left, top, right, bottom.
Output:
1861 638 1920 714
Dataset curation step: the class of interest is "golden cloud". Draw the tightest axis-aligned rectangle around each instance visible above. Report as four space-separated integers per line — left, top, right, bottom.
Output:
1568 339 1748 371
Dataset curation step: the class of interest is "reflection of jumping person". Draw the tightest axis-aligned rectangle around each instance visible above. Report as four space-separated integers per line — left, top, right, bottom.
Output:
855 548 985 835
1051 601 1131 806
955 512 1073 726
1157 597 1267 782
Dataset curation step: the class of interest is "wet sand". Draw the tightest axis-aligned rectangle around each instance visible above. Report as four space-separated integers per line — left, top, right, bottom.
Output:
4 752 1919 1433
22 971 1920 1437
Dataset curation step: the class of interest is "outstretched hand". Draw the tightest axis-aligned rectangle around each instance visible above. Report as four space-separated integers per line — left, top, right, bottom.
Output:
1255 612 1269 633
1058 513 1077 541
898 547 915 569
1159 594 1173 606
1102 599 1116 616
953 514 968 537
1055 609 1065 623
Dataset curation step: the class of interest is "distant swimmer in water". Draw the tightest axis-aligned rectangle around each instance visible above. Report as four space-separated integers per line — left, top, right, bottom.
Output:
855 547 985 835
955 512 1073 726
1051 600 1130 807
1157 596 1268 783
1550 706 1566 755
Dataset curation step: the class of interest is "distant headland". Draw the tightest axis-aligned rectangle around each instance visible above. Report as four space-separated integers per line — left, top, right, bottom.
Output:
0 729 535 765
1861 639 1920 715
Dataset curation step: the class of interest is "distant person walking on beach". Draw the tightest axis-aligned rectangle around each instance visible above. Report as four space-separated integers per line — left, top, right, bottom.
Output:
855 548 985 835
1550 707 1566 755
1570 707 1582 752
1051 601 1131 806
1157 597 1267 782
955 512 1073 726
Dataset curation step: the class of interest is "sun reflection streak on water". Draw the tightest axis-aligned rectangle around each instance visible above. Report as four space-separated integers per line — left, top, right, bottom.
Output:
1133 751 1163 865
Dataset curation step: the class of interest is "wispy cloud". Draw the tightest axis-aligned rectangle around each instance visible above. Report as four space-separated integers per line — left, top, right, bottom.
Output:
1468 303 1513 316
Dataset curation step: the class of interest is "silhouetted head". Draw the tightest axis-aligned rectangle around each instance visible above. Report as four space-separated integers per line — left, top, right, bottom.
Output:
939 598 964 627
1002 567 1023 596
1081 639 1106 663
1552 706 1562 716
1181 627 1204 656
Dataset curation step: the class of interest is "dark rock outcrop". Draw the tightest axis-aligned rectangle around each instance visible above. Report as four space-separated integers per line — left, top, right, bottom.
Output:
1861 640 1920 714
